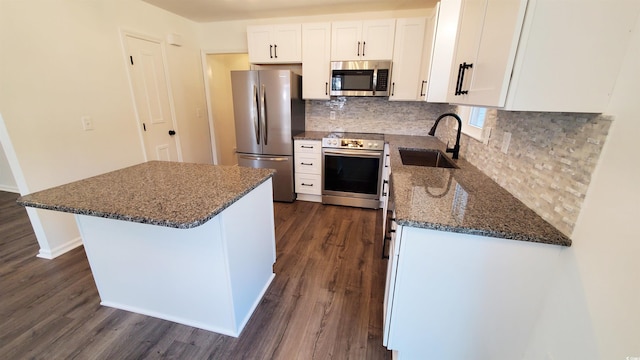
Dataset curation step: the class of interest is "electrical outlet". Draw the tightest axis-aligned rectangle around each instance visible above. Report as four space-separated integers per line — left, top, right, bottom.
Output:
501 131 511 154
483 127 491 146
81 116 94 131
329 111 336 120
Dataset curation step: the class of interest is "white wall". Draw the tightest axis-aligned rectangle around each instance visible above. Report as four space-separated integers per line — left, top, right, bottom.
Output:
0 143 18 192
523 14 640 360
0 0 209 258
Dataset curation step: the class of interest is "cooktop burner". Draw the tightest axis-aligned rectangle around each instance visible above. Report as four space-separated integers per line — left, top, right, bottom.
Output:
322 132 385 150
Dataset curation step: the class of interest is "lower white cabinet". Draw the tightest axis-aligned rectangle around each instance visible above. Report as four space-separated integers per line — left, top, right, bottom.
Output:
384 225 563 359
294 139 322 198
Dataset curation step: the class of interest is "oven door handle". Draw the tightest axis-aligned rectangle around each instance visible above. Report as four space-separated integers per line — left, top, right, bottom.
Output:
323 149 383 157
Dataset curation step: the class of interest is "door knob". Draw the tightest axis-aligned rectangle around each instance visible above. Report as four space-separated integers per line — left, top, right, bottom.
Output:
168 130 176 136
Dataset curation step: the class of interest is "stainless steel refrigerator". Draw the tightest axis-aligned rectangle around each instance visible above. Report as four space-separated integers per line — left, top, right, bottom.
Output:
231 70 305 202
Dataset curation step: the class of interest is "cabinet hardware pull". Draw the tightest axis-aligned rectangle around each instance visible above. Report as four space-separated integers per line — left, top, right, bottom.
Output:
274 44 278 58
269 45 273 59
362 41 366 57
301 145 313 149
456 62 473 95
391 82 395 96
420 80 427 97
300 162 313 165
301 183 313 186
325 82 328 95
382 235 391 259
455 63 464 95
357 41 361 56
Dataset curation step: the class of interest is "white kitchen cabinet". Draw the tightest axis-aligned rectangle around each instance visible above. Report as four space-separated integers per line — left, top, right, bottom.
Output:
444 0 640 112
384 225 563 358
446 0 527 107
247 24 302 64
302 23 331 100
426 0 463 103
389 15 437 101
331 20 396 61
294 139 322 200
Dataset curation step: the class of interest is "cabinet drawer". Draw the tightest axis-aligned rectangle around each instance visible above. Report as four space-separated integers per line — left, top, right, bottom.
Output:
295 173 322 195
294 140 321 154
294 153 321 175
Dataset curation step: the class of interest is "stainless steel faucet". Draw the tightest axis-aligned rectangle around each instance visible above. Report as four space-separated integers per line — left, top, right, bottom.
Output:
428 113 462 159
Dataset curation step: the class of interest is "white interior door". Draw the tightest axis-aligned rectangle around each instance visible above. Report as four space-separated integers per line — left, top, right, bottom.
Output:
125 35 180 162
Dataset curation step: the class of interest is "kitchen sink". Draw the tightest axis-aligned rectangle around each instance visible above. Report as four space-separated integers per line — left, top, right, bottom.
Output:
399 148 459 169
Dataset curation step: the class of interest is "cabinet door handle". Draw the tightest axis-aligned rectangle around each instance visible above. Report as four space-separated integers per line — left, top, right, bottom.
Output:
420 80 427 97
455 63 464 95
269 45 273 59
456 62 473 95
391 82 395 96
300 162 313 166
274 44 278 58
301 183 314 186
357 41 361 56
325 82 328 95
362 41 366 57
382 235 391 259
300 145 314 149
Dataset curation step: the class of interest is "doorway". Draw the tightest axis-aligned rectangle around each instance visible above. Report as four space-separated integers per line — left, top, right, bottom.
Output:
205 54 249 166
124 34 181 162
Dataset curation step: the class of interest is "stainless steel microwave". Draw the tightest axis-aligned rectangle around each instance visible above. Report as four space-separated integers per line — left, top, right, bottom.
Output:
330 60 392 97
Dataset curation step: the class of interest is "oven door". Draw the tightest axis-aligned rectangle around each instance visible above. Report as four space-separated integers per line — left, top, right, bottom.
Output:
322 148 383 209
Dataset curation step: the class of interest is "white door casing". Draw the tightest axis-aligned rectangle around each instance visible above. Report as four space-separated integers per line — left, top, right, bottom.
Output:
124 33 181 162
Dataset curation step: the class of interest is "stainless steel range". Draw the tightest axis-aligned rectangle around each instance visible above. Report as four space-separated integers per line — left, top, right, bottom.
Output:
322 132 385 209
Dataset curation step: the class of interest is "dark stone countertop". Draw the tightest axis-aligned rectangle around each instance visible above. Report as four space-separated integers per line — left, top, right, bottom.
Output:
385 134 571 246
17 161 275 229
294 132 571 246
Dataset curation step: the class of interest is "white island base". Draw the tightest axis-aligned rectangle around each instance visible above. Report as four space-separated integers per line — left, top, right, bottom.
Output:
76 180 276 337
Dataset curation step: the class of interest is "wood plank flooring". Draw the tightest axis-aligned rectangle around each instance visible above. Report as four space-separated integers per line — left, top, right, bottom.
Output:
0 191 391 359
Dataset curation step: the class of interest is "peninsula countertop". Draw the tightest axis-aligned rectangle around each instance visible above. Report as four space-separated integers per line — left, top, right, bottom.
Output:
293 132 571 246
17 161 275 229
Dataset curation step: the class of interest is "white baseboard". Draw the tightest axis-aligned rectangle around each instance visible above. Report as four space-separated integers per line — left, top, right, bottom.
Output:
37 236 83 259
100 300 239 337
0 184 19 193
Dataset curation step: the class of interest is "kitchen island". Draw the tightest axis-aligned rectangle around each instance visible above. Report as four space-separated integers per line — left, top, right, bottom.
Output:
18 161 277 337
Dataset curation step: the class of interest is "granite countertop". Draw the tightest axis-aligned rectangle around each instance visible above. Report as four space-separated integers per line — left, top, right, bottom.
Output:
294 132 570 246
17 161 275 229
385 135 571 246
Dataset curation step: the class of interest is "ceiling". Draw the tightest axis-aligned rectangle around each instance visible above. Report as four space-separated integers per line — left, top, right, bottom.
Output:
142 0 437 22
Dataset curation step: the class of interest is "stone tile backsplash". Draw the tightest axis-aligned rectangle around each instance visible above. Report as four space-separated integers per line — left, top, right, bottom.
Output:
306 97 611 237
305 97 454 135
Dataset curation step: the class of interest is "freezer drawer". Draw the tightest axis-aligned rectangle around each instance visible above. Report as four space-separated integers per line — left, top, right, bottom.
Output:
237 154 295 202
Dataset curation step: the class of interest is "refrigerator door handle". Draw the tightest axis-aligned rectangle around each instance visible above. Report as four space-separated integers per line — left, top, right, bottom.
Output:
253 84 260 144
260 84 268 145
238 154 289 162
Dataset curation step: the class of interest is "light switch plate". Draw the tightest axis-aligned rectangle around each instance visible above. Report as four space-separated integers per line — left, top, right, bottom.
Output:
81 116 94 131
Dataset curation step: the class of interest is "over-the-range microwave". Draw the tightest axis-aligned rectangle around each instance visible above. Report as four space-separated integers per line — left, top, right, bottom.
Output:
330 60 392 97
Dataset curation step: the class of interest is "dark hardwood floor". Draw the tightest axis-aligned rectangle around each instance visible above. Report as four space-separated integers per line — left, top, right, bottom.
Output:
0 191 391 359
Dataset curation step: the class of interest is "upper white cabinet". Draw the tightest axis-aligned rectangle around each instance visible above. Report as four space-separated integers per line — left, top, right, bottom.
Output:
426 0 463 103
331 20 396 61
247 24 302 64
444 0 640 112
446 0 527 107
389 15 437 101
302 23 331 100
503 0 640 112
